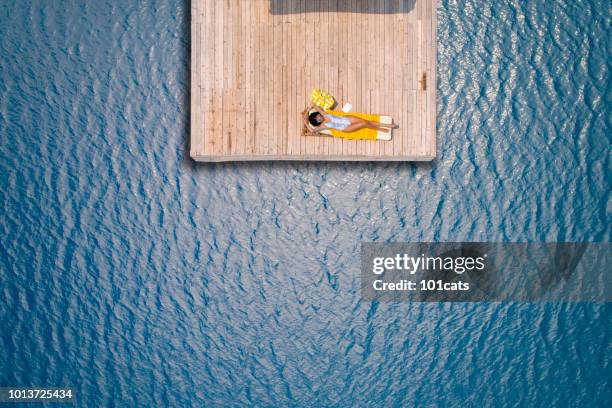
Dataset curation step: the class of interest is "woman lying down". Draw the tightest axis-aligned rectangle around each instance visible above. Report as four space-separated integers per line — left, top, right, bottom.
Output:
303 104 398 134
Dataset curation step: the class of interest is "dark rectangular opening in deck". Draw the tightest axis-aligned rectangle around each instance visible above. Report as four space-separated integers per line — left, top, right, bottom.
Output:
270 0 416 14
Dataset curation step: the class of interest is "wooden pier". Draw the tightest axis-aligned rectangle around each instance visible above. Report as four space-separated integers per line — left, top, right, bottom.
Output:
191 0 437 161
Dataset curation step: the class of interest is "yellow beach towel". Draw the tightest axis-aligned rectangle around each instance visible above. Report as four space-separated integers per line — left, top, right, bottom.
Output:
324 111 393 141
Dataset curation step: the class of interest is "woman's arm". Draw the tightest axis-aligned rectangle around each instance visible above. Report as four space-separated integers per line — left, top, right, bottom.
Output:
303 115 311 127
312 105 325 115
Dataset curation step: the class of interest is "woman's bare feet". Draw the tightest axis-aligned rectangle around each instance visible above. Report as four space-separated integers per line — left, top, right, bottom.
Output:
380 124 398 130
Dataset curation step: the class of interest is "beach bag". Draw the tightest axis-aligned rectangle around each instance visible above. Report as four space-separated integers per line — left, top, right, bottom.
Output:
310 88 335 111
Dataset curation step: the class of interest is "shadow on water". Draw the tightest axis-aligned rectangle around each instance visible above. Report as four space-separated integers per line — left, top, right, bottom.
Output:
181 0 193 170
270 0 416 14
191 160 435 176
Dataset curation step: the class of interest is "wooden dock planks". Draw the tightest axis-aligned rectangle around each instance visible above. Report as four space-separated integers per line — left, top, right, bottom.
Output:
191 0 437 161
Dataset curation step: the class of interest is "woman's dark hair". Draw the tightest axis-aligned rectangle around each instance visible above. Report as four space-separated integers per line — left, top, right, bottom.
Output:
309 112 323 126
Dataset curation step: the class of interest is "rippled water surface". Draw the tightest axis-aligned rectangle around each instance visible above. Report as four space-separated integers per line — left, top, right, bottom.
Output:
0 0 610 406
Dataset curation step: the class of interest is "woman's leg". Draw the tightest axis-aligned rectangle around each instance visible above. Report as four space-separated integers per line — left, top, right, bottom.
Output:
366 120 398 129
343 120 390 133
345 115 396 131
366 120 396 129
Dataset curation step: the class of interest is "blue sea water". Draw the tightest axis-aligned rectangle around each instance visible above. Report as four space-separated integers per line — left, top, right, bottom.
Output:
0 0 610 406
